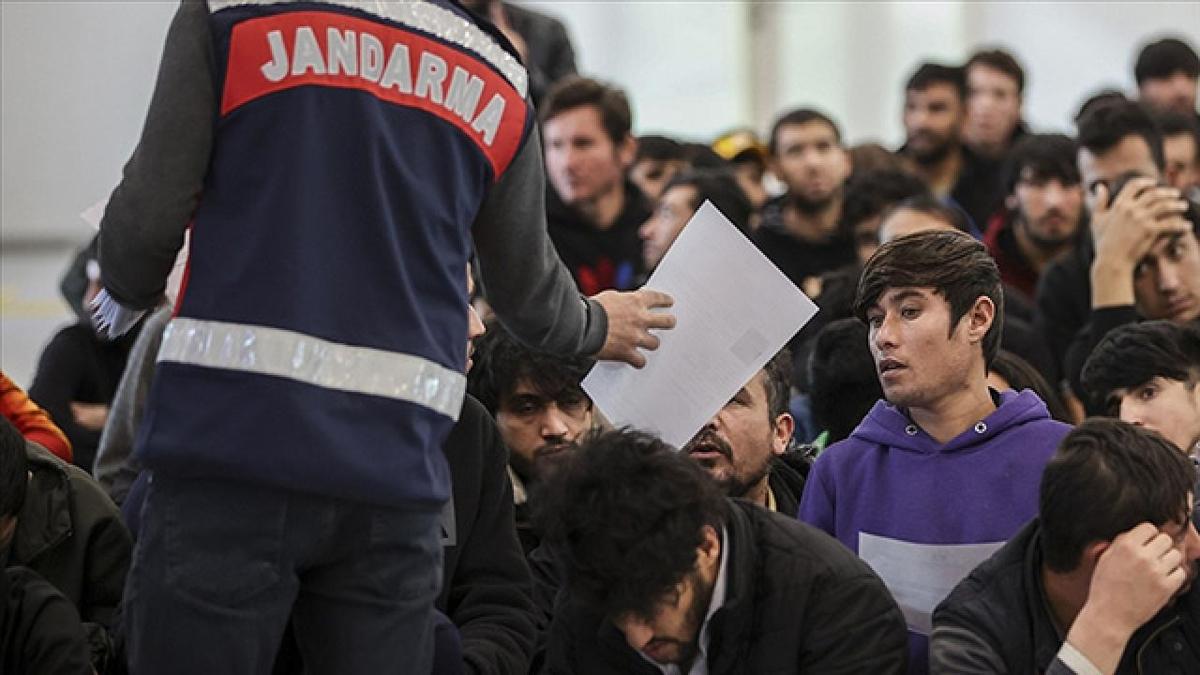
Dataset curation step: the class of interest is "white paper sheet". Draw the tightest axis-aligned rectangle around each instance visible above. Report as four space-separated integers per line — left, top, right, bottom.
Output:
858 532 1005 635
581 201 818 448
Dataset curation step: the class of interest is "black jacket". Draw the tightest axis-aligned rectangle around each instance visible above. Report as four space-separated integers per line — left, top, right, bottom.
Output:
1 566 92 675
542 500 908 674
439 395 537 675
546 180 649 295
1034 238 1093 388
932 519 1200 674
768 452 808 517
5 441 131 670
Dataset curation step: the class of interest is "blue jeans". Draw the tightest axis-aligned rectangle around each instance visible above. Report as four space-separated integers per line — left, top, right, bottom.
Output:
125 473 444 675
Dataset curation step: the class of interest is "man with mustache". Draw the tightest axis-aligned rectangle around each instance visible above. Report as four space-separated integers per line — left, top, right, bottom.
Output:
799 230 1070 674
466 322 595 555
933 419 1200 674
983 134 1087 305
899 63 1005 231
682 349 808 515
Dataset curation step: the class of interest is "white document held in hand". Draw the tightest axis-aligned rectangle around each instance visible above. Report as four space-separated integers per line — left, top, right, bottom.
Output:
582 200 819 449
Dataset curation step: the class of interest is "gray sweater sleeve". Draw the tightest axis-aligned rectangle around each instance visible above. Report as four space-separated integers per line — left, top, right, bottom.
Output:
472 125 607 357
98 0 214 310
930 624 1010 673
93 306 171 505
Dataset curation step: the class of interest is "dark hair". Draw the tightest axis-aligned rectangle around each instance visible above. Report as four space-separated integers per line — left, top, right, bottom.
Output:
1040 418 1195 573
879 195 972 237
466 320 594 416
762 348 794 422
541 76 633 145
535 428 729 620
808 318 883 443
966 49 1026 95
989 350 1072 423
636 135 685 163
840 169 931 233
1 417 28 519
854 230 1005 366
1081 321 1200 415
905 62 967 100
847 143 914 178
661 169 753 235
1135 37 1200 85
769 108 843 156
1002 134 1081 196
680 143 730 170
1155 110 1200 164
1076 99 1166 172
1074 90 1128 124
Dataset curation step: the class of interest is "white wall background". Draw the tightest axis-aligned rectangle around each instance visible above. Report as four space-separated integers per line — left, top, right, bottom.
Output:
2 1 1198 244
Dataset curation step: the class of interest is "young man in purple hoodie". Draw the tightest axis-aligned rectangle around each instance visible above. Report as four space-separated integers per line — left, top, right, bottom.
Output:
798 230 1071 673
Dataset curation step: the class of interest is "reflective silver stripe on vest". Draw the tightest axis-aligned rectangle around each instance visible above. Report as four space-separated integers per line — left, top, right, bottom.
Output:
208 0 528 97
158 317 466 419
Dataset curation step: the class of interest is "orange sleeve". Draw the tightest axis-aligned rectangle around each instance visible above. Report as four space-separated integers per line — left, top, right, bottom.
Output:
0 370 73 463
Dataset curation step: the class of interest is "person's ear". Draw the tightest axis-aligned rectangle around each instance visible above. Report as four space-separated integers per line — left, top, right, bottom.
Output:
964 295 996 344
618 134 637 169
696 525 721 569
772 413 795 457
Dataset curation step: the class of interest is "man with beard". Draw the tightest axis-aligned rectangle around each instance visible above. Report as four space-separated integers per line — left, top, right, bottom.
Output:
963 49 1029 161
538 428 908 674
899 63 1005 230
682 350 807 515
800 230 1070 674
466 321 595 554
752 108 856 295
984 134 1087 304
933 419 1200 674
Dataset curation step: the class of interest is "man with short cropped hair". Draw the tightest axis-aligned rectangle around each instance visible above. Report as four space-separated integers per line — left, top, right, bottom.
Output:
800 230 1070 673
932 418 1200 673
682 350 807 515
540 428 908 674
963 49 1028 160
983 134 1086 303
1082 321 1200 455
1060 101 1198 405
542 76 650 294
753 108 855 294
899 63 1005 229
1135 36 1200 119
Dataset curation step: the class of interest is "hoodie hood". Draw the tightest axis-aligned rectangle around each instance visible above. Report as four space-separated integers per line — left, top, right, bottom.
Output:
849 389 1053 455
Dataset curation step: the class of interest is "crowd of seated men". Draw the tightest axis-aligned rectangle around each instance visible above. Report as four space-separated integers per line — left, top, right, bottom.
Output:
3 11 1200 675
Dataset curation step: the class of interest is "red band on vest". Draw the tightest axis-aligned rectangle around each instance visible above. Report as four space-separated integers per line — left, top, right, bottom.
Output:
221 10 526 175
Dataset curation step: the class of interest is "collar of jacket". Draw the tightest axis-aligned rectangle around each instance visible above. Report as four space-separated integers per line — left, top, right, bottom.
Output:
12 441 73 565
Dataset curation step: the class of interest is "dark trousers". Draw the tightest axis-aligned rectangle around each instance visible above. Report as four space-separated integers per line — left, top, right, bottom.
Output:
125 473 443 675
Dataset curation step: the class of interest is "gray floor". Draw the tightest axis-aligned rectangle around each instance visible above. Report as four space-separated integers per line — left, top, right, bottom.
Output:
1 243 78 389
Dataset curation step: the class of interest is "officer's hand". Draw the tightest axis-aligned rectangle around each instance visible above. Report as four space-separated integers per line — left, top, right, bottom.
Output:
592 288 676 368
